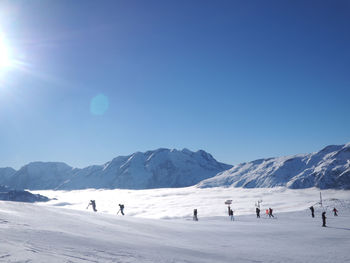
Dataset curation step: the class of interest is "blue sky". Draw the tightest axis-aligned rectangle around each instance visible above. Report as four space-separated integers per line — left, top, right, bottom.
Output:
0 0 349 169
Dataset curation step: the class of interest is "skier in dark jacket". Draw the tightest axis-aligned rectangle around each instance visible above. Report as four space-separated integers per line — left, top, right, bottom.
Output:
118 204 125 215
256 207 260 218
87 200 97 212
310 206 315 218
269 208 274 218
332 208 338 216
193 209 198 221
230 208 234 221
322 212 326 227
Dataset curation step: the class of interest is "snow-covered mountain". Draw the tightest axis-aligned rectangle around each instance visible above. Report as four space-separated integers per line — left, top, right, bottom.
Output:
198 143 350 189
5 162 75 190
0 148 231 190
0 185 49 202
0 167 16 185
2 144 349 190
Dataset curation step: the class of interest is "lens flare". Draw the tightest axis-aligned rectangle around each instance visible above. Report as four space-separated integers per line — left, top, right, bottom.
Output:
90 94 109 115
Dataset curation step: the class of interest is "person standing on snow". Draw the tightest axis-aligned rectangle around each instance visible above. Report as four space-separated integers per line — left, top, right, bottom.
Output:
269 208 274 218
118 204 125 215
193 209 198 221
332 208 338 216
256 207 260 218
322 212 327 227
230 208 234 221
87 200 97 212
310 206 315 218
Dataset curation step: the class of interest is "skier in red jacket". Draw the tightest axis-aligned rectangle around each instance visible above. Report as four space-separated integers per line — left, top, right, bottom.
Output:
333 208 338 216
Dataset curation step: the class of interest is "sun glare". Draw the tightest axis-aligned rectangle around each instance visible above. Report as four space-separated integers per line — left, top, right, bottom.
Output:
0 33 12 69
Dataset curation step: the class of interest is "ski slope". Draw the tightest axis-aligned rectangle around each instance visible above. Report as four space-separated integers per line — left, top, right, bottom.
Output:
1 187 350 262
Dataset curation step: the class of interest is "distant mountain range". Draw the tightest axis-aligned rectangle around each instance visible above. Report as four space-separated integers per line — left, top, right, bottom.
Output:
0 148 231 190
0 185 49 202
198 143 350 190
0 144 349 190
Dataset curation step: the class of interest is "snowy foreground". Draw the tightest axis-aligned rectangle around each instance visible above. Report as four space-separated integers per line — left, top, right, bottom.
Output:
1 187 350 262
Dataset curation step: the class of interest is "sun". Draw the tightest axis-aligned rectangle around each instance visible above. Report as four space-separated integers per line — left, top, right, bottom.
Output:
0 33 13 69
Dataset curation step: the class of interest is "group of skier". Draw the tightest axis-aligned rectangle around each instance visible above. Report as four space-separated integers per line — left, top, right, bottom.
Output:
310 206 338 227
255 207 274 218
86 200 125 216
192 207 234 221
255 204 339 227
87 200 339 228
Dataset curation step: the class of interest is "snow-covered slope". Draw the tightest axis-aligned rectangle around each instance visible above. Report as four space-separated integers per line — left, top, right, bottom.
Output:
198 143 350 189
1 187 350 262
1 148 231 190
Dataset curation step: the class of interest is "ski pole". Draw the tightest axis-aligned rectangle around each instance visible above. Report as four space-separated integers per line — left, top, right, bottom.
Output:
117 209 120 215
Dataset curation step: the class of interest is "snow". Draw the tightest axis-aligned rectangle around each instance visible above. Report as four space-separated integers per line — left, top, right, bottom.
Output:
1 143 349 191
33 187 350 219
1 187 349 262
0 148 231 190
198 143 350 189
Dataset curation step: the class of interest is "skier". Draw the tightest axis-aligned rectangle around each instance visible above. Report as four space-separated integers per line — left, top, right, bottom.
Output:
269 208 274 218
322 212 326 227
193 209 198 221
332 207 338 216
87 200 97 212
256 207 260 218
228 205 231 216
230 208 234 221
265 209 269 217
310 206 315 218
118 204 125 215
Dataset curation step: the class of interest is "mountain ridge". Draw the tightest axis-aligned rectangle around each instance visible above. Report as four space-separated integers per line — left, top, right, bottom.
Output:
0 148 231 190
1 144 349 190
198 143 350 189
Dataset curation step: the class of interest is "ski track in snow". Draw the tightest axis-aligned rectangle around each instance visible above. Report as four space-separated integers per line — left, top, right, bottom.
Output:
0 187 349 262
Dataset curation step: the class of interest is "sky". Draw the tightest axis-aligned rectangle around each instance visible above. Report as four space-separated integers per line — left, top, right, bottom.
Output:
0 0 349 170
